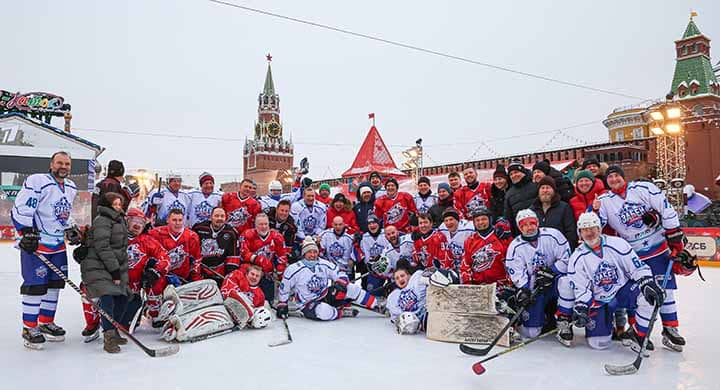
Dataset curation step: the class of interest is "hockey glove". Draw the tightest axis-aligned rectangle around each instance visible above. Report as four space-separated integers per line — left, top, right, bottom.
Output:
252 255 274 274
150 192 164 205
353 232 364 244
275 302 289 320
332 279 348 293
572 302 590 328
665 227 684 257
515 287 533 309
122 182 141 199
142 267 162 289
72 245 89 264
641 209 661 229
535 266 556 293
638 276 665 306
672 249 698 277
64 225 83 245
18 227 40 254
494 218 512 240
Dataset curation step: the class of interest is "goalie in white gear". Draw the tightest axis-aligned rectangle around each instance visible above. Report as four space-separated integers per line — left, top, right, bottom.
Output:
260 181 284 214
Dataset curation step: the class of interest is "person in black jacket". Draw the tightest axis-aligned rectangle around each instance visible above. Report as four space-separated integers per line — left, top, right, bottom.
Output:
504 159 537 235
91 160 139 220
490 164 509 222
353 183 376 233
530 176 578 249
581 158 609 189
531 160 574 203
428 182 453 228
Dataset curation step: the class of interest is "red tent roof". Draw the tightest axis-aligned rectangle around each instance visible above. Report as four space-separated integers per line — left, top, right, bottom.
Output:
341 125 406 178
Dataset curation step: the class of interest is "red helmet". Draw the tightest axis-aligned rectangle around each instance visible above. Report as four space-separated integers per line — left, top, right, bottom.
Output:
126 208 145 219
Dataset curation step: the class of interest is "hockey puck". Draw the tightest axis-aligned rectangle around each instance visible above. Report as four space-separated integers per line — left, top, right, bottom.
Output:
472 362 486 375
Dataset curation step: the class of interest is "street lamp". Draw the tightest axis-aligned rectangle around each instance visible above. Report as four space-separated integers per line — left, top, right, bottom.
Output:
403 139 423 188
646 95 686 214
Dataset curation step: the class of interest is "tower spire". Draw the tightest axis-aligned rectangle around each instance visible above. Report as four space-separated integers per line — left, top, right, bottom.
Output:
263 53 275 96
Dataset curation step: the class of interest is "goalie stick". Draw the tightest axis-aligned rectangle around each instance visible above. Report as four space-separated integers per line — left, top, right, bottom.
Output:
35 253 179 358
268 318 293 347
129 289 147 335
603 259 674 376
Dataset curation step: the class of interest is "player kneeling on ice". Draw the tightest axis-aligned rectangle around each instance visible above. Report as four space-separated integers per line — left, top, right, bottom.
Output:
221 264 272 329
505 209 574 341
275 238 382 321
567 212 665 352
387 260 459 335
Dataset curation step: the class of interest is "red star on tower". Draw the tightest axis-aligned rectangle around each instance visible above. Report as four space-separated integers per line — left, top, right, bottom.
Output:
266 53 272 62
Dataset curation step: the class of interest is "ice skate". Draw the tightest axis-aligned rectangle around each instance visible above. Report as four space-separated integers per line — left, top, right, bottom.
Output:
38 322 66 342
81 323 100 343
22 327 45 350
661 326 685 352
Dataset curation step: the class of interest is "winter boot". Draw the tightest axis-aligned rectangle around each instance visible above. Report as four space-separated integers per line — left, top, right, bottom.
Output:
38 322 66 342
112 329 128 345
22 327 46 350
624 326 654 357
661 326 685 352
103 330 121 354
81 323 100 343
556 314 574 347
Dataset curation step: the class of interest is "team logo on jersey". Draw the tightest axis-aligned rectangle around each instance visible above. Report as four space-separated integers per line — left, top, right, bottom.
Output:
471 244 500 273
328 242 346 260
398 289 419 311
228 207 250 228
256 244 273 259
530 251 548 272
385 203 406 225
303 216 318 234
35 265 47 278
593 261 619 292
194 201 214 222
167 245 188 270
466 194 487 215
201 238 224 257
617 202 646 229
307 275 326 294
414 247 429 265
53 197 72 225
368 243 385 258
126 243 144 269
448 241 464 260
168 200 186 215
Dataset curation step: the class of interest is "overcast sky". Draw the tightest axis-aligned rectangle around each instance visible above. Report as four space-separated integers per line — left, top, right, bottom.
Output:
4 1 719 183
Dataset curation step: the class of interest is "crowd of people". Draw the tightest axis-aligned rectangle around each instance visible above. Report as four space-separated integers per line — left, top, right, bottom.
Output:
11 152 700 355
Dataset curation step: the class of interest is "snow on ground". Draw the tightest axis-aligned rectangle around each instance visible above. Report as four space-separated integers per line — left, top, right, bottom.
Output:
1 242 718 390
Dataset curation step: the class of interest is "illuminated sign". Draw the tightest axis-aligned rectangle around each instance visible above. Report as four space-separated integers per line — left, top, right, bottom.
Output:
0 90 69 115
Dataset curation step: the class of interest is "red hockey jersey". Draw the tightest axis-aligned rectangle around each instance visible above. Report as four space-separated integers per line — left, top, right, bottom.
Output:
460 230 509 285
221 269 266 308
412 231 451 269
454 182 492 220
126 233 170 293
221 192 261 234
240 229 289 277
374 192 418 233
149 226 202 282
326 208 359 235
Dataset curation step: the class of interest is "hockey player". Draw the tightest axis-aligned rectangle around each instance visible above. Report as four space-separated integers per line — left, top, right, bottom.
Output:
413 176 438 214
412 213 451 269
12 151 78 348
144 173 191 226
319 216 356 276
368 225 414 296
221 264 272 329
359 215 390 269
567 212 665 351
221 178 261 234
240 213 289 302
192 207 241 284
374 177 418 234
268 199 297 253
275 238 381 321
326 193 359 234
291 186 327 241
187 172 222 228
504 209 573 339
437 208 474 271
259 180 283 213
596 165 687 350
460 207 509 286
454 167 492 220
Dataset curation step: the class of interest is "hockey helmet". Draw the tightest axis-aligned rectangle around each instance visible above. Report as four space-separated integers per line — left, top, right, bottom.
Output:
577 212 601 231
396 312 421 335
250 307 273 329
515 209 538 227
268 180 282 191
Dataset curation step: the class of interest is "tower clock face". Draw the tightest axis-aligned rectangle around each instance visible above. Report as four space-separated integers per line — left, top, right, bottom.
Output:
267 122 281 137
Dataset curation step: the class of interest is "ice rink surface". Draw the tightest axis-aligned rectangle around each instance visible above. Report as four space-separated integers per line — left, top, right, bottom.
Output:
1 243 718 390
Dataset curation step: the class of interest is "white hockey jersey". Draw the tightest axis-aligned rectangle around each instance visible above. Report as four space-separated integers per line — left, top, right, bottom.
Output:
319 228 356 273
387 270 428 322
360 231 390 263
143 188 192 223
12 174 77 253
278 258 348 307
414 193 438 214
438 220 474 270
568 235 652 305
378 236 414 279
597 181 680 260
259 195 281 214
187 190 222 228
290 200 327 240
505 227 571 290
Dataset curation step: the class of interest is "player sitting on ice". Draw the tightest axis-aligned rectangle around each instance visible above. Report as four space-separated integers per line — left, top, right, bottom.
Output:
567 212 665 352
275 237 382 321
411 213 452 270
221 264 272 329
504 209 574 340
387 260 459 335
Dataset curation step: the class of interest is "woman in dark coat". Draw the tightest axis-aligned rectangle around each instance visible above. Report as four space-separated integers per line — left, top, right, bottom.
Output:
81 192 130 353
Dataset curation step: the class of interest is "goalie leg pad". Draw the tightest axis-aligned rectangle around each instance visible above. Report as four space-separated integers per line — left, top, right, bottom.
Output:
162 304 235 342
159 280 223 320
223 294 254 329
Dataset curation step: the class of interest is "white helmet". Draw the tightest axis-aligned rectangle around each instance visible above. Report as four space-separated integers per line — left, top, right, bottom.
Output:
395 312 421 335
250 307 272 329
166 172 182 181
269 180 282 191
515 209 538 227
577 212 601 231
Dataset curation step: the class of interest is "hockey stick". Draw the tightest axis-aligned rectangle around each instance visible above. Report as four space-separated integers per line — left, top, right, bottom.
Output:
603 259 674 376
35 253 179 357
350 272 370 283
268 318 292 347
129 289 147 335
472 327 560 375
200 263 226 280
459 287 539 356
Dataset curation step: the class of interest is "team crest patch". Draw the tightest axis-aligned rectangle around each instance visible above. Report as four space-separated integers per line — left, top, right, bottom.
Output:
256 245 273 259
168 200 186 214
414 247 429 265
35 265 48 278
449 241 464 260
385 203 406 225
466 194 487 215
593 261 619 292
127 243 144 269
194 201 214 221
530 251 548 272
303 216 318 234
398 289 419 312
201 238 223 257
53 197 72 225
369 243 384 258
328 242 345 259
617 202 646 229
471 244 500 273
167 245 188 270
228 207 250 228
307 275 326 294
